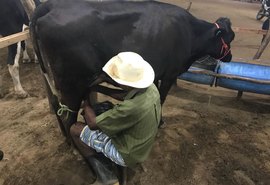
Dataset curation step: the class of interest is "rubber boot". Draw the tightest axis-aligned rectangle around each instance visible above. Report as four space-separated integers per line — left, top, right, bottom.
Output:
87 156 119 185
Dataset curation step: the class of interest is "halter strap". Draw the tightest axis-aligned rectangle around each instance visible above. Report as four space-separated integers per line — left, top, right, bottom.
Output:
214 23 220 28
214 23 231 60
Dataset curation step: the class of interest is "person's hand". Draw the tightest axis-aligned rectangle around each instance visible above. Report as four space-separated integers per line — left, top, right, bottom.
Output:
83 101 98 130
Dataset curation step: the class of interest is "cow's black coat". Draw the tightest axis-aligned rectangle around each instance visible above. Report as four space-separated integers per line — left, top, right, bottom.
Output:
0 0 40 64
30 0 235 137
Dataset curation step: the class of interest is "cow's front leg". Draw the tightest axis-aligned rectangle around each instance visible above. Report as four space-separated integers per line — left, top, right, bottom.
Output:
159 79 175 105
158 79 175 127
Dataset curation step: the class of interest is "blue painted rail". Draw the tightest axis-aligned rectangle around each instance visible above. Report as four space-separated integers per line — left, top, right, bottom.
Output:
178 61 270 95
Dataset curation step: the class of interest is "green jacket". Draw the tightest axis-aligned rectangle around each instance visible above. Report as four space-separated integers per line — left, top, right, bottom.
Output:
96 84 161 167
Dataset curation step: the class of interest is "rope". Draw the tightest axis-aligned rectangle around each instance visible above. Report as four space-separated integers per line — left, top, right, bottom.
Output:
57 102 77 120
214 23 231 61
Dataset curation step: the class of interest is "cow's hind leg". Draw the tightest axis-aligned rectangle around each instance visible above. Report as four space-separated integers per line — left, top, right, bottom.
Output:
159 79 175 105
8 42 28 98
53 96 79 140
55 90 84 143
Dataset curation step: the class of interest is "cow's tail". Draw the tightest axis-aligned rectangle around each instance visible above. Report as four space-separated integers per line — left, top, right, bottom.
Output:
30 2 50 74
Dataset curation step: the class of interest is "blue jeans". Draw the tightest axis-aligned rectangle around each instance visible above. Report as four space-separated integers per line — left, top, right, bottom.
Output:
80 126 126 166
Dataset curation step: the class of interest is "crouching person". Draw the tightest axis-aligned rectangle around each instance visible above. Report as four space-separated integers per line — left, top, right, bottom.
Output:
70 52 161 184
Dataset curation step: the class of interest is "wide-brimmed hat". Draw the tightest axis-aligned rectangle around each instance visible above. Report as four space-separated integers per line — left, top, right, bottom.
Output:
102 52 155 88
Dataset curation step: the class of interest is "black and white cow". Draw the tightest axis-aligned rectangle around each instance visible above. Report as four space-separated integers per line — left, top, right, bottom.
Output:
0 0 40 97
30 0 235 137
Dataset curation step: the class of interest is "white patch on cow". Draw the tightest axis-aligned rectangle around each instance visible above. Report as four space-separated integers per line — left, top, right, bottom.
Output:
22 24 28 32
8 41 28 98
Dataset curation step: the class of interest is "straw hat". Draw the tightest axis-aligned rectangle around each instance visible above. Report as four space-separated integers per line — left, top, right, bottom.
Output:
102 52 155 88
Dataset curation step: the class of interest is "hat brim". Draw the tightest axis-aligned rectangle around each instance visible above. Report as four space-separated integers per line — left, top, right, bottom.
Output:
102 58 155 89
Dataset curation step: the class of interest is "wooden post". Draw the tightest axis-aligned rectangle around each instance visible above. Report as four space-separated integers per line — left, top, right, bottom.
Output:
20 0 36 19
253 29 270 59
186 2 192 11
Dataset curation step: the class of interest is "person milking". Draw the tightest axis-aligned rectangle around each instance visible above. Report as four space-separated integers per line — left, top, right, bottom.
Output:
70 52 161 184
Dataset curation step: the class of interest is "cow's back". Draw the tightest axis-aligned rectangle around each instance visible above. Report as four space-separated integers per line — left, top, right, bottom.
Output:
0 0 29 35
35 0 193 80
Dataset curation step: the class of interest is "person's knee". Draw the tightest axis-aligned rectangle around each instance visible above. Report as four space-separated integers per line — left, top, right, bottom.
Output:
70 122 85 139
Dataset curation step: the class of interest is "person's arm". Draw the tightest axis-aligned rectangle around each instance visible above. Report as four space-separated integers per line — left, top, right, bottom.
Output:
82 101 98 130
88 72 128 101
92 85 128 101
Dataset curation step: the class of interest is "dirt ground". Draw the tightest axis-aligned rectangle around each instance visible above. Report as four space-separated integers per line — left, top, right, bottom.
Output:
0 0 270 185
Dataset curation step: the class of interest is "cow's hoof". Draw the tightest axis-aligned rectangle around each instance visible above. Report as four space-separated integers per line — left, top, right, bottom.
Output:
15 91 29 98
